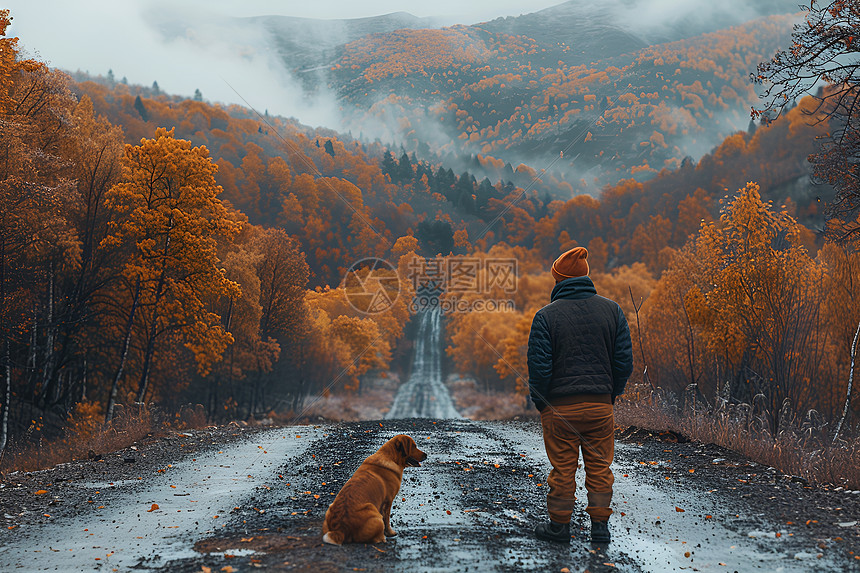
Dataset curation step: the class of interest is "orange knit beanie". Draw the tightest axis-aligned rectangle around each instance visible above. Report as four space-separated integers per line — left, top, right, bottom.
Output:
551 247 589 282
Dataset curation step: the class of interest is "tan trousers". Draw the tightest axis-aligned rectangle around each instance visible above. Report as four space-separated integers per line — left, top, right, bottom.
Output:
540 402 614 522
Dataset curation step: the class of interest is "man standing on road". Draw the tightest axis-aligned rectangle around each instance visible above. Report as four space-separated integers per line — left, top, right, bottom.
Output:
527 246 633 544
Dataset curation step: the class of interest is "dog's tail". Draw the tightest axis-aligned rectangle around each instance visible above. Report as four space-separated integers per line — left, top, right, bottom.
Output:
322 530 345 546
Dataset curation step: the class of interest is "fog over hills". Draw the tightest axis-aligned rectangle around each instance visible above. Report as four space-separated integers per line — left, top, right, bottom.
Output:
487 0 797 48
13 0 801 194
217 0 800 193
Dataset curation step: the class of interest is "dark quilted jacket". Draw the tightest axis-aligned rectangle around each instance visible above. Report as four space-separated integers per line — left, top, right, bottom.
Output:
527 276 633 411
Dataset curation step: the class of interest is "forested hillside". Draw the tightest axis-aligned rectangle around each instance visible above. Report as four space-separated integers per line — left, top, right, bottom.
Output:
329 14 798 192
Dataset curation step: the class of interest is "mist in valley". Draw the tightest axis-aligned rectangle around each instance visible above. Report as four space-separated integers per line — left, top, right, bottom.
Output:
7 0 802 195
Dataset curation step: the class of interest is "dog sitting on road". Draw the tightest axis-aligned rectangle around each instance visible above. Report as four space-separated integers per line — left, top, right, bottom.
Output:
322 434 427 545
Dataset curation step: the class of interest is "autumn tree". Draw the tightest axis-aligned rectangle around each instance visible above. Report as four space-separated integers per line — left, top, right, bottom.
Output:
44 96 126 416
753 0 860 242
819 242 860 420
681 183 827 433
0 12 82 447
102 128 241 412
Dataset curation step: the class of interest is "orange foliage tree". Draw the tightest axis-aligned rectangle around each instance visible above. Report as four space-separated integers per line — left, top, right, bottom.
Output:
102 128 241 408
645 183 833 432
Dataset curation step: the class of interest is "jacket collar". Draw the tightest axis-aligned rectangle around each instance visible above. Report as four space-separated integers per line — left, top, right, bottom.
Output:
550 276 597 302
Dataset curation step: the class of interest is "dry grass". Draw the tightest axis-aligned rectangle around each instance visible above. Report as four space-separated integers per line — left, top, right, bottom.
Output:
616 396 860 489
447 375 537 420
0 402 209 475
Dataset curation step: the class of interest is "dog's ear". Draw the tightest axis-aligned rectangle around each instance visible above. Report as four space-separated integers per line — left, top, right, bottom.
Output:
394 436 406 457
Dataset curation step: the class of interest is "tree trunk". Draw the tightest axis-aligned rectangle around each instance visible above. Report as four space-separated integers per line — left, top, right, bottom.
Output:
833 319 860 443
136 217 173 403
0 342 10 456
106 278 141 423
38 259 57 406
0 229 8 456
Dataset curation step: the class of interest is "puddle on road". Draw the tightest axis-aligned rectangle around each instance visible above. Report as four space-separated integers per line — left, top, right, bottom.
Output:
0 426 324 572
76 478 142 489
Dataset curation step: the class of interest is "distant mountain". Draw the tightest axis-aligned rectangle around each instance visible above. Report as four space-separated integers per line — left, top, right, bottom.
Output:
236 1 798 194
249 12 445 76
323 13 797 194
151 1 800 195
482 0 798 50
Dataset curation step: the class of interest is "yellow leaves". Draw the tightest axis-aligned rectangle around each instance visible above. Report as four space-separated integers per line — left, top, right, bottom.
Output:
147 503 159 512
104 127 243 378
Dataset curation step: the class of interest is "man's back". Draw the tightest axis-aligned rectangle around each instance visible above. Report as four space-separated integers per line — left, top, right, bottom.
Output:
528 275 632 410
528 247 633 545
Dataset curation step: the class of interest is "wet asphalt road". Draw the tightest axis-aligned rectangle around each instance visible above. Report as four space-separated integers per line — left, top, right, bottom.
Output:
386 309 460 420
3 309 858 571
2 418 855 572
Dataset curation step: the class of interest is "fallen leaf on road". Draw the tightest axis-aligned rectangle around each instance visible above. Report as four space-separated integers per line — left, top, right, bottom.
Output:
675 507 685 512
494 464 500 468
147 504 159 512
34 490 48 495
705 515 712 519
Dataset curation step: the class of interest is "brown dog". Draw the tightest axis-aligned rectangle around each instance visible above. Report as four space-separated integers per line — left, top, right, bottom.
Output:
322 434 427 545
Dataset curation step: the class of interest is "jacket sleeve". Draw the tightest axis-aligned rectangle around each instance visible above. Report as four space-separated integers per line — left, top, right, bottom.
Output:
527 311 552 412
612 307 634 400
